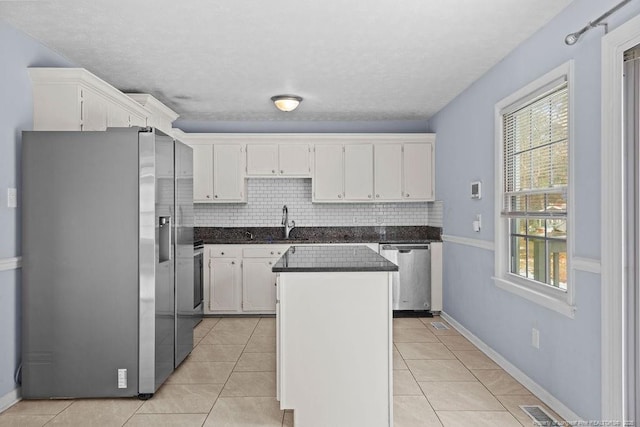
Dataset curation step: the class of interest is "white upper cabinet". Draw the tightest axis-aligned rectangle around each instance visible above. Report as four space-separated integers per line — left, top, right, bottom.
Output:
246 142 311 177
313 144 344 201
374 144 403 201
183 136 247 204
28 68 180 134
127 93 179 135
214 144 245 201
192 144 214 202
403 142 434 201
278 143 311 176
28 68 152 131
344 144 374 201
247 144 279 176
312 135 435 203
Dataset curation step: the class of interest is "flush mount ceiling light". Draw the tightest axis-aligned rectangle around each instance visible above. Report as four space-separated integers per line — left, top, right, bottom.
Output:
271 95 303 112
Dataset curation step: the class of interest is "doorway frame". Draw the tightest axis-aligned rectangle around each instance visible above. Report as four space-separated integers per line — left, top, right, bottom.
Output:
601 12 640 422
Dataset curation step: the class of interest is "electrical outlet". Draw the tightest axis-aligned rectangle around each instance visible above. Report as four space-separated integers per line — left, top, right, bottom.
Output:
7 188 17 208
532 328 540 349
473 214 481 232
118 369 127 388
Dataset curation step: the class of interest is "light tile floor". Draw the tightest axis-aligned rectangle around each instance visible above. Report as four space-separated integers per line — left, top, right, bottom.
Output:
0 316 563 426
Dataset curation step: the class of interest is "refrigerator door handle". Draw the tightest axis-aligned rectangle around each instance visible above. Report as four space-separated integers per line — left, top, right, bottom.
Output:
159 216 172 262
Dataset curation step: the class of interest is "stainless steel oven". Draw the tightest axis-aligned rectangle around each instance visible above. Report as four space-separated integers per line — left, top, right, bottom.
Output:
193 240 204 325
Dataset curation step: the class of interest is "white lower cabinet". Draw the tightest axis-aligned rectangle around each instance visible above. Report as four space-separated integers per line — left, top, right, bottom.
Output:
209 257 241 312
204 245 288 315
242 258 277 311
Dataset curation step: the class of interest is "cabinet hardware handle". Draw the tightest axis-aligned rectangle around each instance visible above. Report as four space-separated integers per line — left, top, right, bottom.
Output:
376 194 380 198
221 252 225 255
214 195 218 198
278 252 281 255
338 194 342 198
206 195 211 199
272 169 276 173
231 261 235 265
268 261 272 265
271 251 274 255
280 170 284 174
368 194 372 198
406 194 410 197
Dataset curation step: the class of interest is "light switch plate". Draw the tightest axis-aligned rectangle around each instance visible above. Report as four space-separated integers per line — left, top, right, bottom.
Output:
7 188 17 208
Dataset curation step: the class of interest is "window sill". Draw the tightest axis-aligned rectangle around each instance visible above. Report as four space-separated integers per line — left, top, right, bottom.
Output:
492 276 576 318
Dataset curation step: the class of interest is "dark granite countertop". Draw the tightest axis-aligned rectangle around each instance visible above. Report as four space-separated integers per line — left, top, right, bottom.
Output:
272 245 399 273
195 226 441 245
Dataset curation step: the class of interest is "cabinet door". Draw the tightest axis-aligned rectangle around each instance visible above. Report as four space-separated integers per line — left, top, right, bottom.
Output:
81 89 108 131
129 111 147 127
242 258 277 312
210 258 239 311
374 144 403 200
106 101 131 128
344 144 374 201
192 144 214 202
279 144 311 176
313 144 344 201
214 144 244 201
247 144 278 176
403 143 434 201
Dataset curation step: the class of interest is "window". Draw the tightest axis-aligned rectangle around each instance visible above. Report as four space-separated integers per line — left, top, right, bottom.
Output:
494 62 574 317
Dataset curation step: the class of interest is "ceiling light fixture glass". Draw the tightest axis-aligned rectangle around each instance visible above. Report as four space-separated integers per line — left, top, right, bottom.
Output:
271 95 303 112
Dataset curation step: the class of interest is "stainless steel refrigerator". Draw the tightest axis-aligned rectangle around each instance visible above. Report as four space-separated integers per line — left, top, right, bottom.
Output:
21 127 194 399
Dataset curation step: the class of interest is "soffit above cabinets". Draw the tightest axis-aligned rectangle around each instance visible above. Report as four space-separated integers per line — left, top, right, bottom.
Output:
1 0 571 122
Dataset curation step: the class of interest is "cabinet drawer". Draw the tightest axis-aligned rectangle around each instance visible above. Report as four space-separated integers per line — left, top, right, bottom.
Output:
243 246 289 258
209 247 241 258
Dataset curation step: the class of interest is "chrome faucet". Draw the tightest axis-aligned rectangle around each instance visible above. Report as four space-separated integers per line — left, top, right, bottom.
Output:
282 205 295 239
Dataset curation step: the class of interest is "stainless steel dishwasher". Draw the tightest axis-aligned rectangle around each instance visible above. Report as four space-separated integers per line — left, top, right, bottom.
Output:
380 244 432 311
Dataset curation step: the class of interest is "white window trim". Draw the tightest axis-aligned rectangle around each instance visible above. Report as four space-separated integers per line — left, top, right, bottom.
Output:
601 12 640 422
493 60 576 319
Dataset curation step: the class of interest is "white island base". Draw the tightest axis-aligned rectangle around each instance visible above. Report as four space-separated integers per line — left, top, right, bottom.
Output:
276 271 393 427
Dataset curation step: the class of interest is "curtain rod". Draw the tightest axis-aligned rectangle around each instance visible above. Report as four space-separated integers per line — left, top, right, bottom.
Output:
564 0 632 45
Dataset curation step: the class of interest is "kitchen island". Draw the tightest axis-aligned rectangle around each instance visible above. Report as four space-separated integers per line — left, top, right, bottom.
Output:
273 245 398 427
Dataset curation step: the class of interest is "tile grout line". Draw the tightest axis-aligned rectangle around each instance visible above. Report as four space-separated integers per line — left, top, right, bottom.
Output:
204 317 261 422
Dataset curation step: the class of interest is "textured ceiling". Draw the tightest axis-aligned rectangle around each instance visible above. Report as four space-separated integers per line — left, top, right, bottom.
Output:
1 0 572 122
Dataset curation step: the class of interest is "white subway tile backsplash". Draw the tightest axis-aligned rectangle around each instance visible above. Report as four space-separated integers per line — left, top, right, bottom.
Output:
194 178 443 227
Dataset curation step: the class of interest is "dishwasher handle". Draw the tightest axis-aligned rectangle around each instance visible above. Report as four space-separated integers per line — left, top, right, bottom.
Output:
381 244 430 251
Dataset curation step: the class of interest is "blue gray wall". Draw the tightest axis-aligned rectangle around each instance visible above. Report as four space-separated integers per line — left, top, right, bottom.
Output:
0 19 74 399
428 0 640 420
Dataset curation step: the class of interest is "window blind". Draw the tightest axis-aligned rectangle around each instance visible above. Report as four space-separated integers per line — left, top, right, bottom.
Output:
502 84 568 218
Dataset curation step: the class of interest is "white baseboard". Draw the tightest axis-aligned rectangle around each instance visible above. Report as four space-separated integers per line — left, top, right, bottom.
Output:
440 312 582 423
0 387 21 413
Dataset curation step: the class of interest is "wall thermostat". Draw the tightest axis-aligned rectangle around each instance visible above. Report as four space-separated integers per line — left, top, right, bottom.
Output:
471 181 481 199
